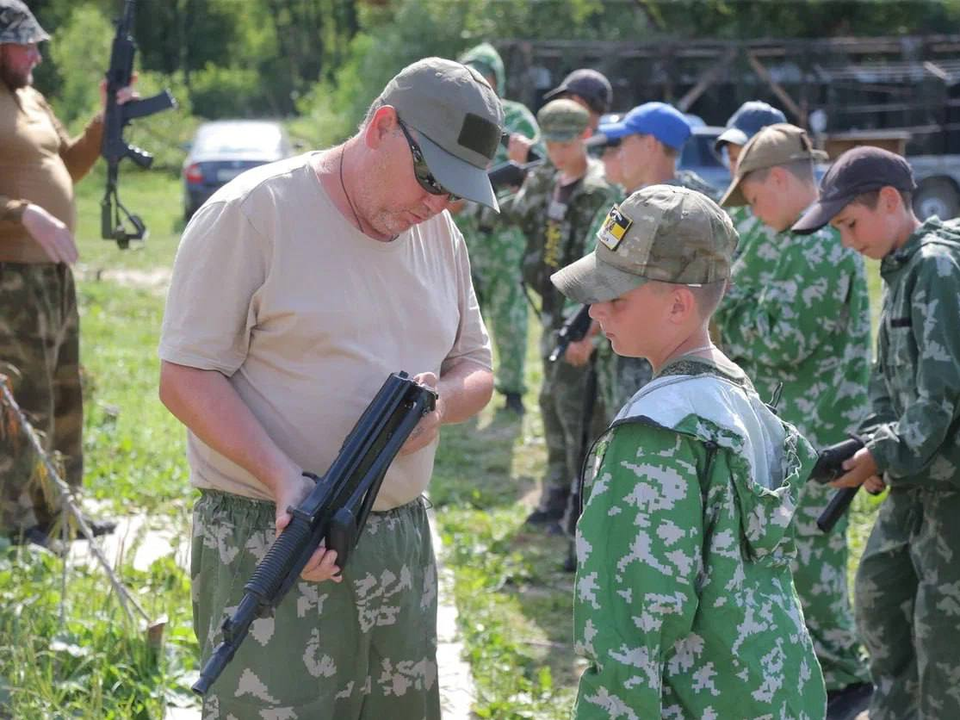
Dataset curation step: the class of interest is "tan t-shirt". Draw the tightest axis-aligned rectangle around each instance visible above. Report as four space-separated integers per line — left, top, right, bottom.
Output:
159 153 491 510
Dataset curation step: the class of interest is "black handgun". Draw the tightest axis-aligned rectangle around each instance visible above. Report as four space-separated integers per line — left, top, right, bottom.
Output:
100 0 176 247
192 372 436 696
809 436 865 533
549 304 593 363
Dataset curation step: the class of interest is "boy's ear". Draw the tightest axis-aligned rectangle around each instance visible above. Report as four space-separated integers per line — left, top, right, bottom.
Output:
670 285 697 323
878 185 903 212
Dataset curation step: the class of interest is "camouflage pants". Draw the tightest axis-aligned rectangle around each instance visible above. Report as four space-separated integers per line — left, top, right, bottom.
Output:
465 224 528 396
855 487 960 720
192 491 440 720
792 479 871 691
0 263 83 533
537 355 604 513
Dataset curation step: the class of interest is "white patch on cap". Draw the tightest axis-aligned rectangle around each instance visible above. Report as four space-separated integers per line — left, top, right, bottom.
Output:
596 204 633 251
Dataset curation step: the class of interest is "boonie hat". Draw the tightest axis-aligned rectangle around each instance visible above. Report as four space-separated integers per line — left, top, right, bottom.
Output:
550 185 738 304
714 101 786 152
542 69 613 116
0 0 49 44
594 102 692 151
538 99 590 142
381 57 505 211
720 123 827 207
793 146 917 234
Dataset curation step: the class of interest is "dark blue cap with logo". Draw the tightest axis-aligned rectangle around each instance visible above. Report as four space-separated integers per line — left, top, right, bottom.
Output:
596 102 692 151
715 101 786 152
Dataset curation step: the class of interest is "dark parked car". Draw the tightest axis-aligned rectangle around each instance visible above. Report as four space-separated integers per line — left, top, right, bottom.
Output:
182 120 295 221
679 125 731 194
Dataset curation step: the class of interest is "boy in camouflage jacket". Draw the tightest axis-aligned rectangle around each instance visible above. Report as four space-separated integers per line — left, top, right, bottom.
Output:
717 124 873 706
552 184 827 719
455 43 541 412
508 98 612 526
794 146 960 720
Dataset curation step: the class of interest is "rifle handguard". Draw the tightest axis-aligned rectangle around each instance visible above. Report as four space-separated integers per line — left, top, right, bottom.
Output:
809 435 866 533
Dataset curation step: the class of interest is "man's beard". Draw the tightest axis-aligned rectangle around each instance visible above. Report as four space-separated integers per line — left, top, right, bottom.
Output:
0 60 30 91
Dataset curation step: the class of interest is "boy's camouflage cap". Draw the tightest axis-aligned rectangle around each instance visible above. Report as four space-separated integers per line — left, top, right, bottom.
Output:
537 99 589 142
551 185 738 303
0 0 49 44
720 123 827 207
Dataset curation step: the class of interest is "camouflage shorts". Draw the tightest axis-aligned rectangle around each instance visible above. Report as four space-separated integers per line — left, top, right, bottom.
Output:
0 262 83 532
192 490 440 720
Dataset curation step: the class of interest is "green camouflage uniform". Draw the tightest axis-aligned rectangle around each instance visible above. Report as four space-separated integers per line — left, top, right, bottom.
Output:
713 221 872 691
193 492 440 719
574 355 826 719
455 43 540 397
510 153 612 514
587 172 718 421
854 217 960 720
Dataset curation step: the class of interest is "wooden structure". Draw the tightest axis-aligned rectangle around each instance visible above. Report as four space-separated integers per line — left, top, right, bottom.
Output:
498 35 960 156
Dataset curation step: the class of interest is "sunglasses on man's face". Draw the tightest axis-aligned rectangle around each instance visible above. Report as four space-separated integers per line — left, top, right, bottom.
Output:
397 120 462 202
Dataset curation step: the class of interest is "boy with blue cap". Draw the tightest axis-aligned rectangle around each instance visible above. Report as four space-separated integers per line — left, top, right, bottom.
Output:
584 101 717 415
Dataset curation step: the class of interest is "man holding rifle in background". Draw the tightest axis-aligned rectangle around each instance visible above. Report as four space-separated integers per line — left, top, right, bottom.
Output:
0 0 136 550
159 58 499 719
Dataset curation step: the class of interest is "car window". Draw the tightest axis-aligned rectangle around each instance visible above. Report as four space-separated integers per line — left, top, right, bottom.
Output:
193 125 284 155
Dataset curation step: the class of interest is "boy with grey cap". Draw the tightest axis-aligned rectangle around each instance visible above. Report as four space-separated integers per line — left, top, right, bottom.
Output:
159 57 501 719
509 98 612 529
552 184 826 719
795 146 960 720
716 124 874 715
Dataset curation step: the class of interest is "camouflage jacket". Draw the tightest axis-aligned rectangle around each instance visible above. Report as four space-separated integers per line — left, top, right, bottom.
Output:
585 172 717 412
509 158 612 342
456 42 542 237
861 217 960 489
713 222 871 448
574 355 826 719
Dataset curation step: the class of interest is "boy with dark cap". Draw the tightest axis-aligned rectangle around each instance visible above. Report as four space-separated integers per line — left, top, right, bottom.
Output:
793 146 960 720
717 124 874 715
552 184 826 718
542 68 613 132
510 98 612 528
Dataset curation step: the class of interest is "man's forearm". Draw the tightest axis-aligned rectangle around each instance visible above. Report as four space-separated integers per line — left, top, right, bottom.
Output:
158 361 299 496
437 359 494 424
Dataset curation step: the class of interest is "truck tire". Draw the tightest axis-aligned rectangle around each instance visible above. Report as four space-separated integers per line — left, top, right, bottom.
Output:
914 178 960 221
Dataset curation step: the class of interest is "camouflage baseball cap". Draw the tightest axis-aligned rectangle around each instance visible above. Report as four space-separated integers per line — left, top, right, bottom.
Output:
537 99 589 142
0 0 49 44
380 57 504 211
551 185 738 303
720 123 827 207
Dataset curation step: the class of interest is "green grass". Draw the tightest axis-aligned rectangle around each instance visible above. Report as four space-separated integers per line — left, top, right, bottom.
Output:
0 170 886 718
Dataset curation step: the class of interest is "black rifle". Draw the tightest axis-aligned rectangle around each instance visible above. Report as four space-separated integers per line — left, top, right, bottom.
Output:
809 436 865 533
549 304 593 363
192 372 436 696
562 354 598 573
100 0 176 248
488 159 544 189
487 133 543 189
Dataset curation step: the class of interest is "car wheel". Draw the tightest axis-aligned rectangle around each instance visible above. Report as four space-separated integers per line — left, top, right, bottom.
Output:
914 178 960 221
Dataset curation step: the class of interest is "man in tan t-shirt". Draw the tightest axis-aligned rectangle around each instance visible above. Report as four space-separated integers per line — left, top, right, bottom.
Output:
0 1 133 549
159 57 503 719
